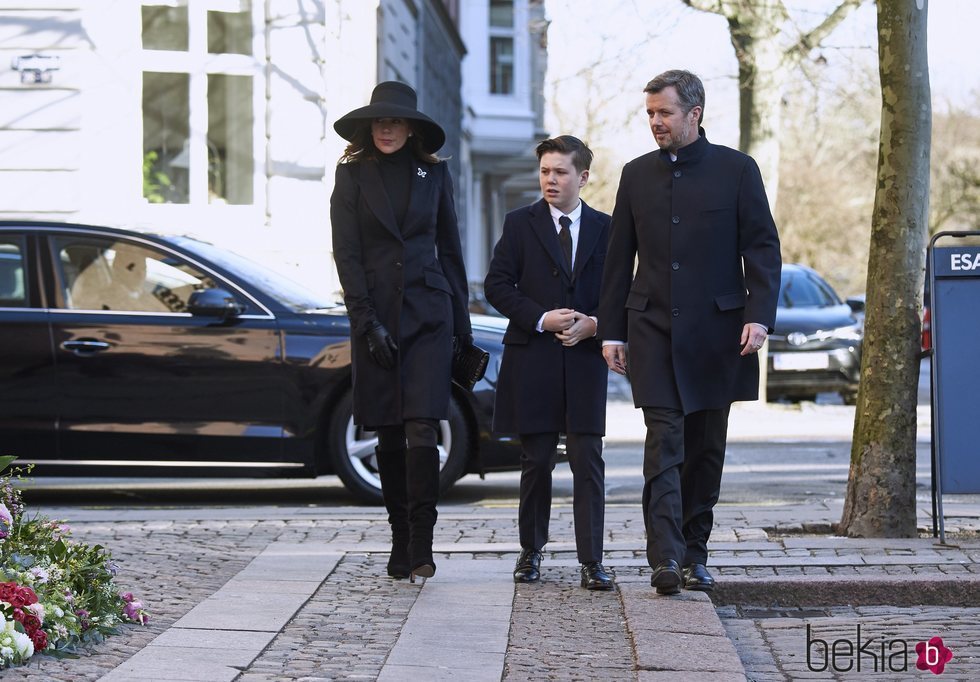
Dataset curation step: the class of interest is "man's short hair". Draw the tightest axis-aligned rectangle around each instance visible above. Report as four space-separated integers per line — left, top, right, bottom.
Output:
644 70 705 124
535 135 594 173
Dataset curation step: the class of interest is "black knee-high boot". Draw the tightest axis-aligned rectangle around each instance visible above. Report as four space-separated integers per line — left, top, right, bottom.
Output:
375 447 410 579
406 446 440 581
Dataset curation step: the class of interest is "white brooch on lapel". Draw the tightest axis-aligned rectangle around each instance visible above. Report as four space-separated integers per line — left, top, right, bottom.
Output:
417 168 427 178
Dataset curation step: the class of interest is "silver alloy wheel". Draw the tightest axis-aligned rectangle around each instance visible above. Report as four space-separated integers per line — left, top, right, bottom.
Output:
344 417 453 491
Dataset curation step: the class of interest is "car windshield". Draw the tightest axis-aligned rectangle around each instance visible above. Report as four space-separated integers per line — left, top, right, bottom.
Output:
171 236 337 312
779 270 840 308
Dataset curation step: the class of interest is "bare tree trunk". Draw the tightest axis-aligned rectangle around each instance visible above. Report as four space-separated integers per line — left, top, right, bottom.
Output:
683 0 863 402
728 12 786 210
839 0 931 537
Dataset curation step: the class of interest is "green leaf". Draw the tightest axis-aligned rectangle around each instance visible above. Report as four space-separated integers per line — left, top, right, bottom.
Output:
0 455 16 474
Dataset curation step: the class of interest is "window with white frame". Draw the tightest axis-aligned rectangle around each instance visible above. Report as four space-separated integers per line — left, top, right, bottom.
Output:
489 0 515 95
141 1 260 206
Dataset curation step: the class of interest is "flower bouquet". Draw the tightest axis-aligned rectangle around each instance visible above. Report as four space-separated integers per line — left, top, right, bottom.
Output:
0 455 148 669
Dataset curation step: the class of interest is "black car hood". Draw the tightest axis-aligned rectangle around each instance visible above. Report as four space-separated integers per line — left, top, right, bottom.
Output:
774 304 857 335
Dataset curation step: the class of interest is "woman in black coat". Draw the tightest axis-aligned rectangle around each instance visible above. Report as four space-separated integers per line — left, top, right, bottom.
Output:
330 82 472 581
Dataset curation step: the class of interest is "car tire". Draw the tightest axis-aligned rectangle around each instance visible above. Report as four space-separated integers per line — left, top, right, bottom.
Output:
326 388 470 504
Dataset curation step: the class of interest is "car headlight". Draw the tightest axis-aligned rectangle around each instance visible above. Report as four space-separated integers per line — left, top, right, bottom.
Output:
827 323 863 342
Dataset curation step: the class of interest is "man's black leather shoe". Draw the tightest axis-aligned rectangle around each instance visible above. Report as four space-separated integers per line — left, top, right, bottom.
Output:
683 563 715 592
513 549 543 583
580 562 615 591
651 559 682 595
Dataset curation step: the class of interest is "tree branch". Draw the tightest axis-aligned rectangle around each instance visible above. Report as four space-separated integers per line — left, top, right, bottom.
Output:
786 0 865 64
681 0 729 17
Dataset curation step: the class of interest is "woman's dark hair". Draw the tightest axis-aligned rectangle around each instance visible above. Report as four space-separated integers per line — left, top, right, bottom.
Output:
340 121 440 164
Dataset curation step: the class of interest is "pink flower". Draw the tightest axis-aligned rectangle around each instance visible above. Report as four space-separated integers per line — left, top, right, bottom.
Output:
122 600 149 625
0 502 11 538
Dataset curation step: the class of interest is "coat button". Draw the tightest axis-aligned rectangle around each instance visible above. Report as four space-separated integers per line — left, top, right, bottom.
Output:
552 268 559 277
673 170 681 178
672 216 680 224
672 307 680 317
671 262 680 270
395 261 402 269
396 285 403 293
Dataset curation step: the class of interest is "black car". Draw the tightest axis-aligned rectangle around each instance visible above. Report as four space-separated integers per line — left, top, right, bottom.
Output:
767 264 864 404
0 221 520 503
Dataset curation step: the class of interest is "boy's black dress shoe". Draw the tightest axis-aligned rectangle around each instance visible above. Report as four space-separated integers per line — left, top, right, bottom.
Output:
580 562 615 591
651 559 682 595
683 563 715 592
513 549 543 583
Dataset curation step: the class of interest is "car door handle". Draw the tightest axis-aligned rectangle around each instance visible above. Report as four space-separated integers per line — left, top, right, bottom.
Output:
61 339 112 354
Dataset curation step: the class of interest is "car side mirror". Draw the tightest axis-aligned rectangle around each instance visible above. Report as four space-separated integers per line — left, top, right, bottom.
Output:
845 296 865 314
187 288 246 320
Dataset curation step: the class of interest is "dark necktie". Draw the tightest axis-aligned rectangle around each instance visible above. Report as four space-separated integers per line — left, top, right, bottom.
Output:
558 215 573 271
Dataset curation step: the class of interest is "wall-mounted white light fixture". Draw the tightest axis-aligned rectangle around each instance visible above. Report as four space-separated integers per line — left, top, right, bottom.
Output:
11 54 62 84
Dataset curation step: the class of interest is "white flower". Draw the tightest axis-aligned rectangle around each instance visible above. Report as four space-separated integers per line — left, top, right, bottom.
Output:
53 606 64 618
0 619 29 662
11 629 32 659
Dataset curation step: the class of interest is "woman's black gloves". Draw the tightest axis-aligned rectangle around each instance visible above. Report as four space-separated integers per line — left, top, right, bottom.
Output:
453 333 474 353
364 321 398 369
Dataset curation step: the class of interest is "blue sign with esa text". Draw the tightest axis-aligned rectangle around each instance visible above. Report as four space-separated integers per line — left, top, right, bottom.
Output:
934 246 980 277
931 240 980 499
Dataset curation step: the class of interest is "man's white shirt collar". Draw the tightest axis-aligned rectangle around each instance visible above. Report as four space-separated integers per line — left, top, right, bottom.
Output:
548 200 582 227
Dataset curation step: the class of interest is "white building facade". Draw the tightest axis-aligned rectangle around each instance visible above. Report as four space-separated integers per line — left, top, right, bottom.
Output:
0 0 546 294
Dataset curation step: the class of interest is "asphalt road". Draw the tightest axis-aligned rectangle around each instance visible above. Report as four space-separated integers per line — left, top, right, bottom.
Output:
23 359 936 509
21 438 935 509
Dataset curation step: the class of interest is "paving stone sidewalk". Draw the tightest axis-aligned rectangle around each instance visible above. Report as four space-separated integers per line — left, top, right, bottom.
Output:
7 499 976 681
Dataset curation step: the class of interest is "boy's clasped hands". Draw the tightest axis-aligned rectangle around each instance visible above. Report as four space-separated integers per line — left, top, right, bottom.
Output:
542 308 597 347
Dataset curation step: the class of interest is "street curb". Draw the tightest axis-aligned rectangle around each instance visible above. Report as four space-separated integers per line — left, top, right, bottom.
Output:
710 574 980 607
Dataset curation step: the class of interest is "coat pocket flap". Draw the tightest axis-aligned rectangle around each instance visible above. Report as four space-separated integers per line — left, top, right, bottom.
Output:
423 268 452 294
715 292 747 311
625 291 649 311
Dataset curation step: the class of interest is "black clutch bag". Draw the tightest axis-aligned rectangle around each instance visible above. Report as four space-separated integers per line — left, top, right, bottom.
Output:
452 341 490 390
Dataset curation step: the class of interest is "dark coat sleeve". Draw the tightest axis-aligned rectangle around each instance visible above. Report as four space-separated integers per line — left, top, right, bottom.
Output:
434 165 472 335
330 163 377 336
736 157 781 332
484 210 549 334
597 163 638 342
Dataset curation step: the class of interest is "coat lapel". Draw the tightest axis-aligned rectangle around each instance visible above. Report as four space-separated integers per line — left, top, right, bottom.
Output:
529 199 571 279
357 160 402 240
572 202 601 282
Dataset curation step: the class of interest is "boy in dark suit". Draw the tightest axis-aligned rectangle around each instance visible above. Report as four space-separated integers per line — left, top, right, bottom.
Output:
485 136 613 590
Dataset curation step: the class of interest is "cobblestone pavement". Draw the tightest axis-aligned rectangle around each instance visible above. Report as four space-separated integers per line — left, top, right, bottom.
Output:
505 567 634 681
11 502 979 681
720 606 980 681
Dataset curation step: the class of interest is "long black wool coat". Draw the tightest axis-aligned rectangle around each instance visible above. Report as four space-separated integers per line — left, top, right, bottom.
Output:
331 158 470 428
485 199 611 435
598 133 781 413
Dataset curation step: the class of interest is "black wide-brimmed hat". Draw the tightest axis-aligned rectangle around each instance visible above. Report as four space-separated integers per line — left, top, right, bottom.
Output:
333 81 446 154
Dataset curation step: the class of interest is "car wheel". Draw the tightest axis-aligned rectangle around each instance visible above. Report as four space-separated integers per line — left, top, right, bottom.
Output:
327 388 470 504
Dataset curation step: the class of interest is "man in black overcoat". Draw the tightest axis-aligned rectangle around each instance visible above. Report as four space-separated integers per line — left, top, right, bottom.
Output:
485 136 614 590
598 70 781 595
